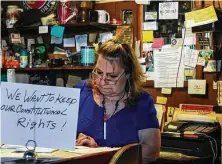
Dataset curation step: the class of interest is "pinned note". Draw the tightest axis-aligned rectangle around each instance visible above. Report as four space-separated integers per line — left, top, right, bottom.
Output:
145 12 157 20
152 38 164 48
143 43 152 51
159 2 178 20
51 25 65 38
39 26 48 34
184 68 195 77
143 31 153 42
161 88 172 95
188 79 206 95
143 21 158 30
185 5 218 28
156 96 167 104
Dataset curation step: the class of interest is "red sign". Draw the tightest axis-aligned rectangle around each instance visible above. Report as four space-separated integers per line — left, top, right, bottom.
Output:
181 104 213 112
21 0 58 15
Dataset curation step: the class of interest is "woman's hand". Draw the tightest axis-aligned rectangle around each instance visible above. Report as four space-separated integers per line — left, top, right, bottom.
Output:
76 133 98 148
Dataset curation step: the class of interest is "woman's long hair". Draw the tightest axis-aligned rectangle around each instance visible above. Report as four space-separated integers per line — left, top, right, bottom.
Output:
88 39 145 107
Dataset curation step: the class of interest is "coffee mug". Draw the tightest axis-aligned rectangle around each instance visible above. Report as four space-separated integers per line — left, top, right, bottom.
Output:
96 10 110 24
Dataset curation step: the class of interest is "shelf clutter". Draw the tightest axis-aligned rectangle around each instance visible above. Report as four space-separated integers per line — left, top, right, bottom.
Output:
1 1 133 87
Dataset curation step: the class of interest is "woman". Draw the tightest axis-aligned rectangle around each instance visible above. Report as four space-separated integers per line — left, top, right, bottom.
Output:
75 39 160 163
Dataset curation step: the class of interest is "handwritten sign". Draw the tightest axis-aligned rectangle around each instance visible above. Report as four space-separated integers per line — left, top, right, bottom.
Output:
159 2 178 20
1 82 80 150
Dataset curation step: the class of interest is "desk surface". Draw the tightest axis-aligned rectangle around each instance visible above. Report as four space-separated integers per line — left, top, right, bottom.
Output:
1 146 219 164
0 148 118 164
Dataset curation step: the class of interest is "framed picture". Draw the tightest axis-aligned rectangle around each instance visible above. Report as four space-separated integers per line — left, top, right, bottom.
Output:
122 10 133 25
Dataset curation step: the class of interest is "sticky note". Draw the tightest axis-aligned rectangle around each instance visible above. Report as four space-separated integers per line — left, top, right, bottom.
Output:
196 56 206 66
185 5 218 28
156 96 167 104
152 38 164 48
51 25 65 38
161 88 172 94
39 26 48 34
143 31 153 42
184 69 195 77
188 79 206 95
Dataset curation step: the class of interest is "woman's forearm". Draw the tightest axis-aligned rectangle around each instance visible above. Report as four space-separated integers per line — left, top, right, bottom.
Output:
141 144 160 164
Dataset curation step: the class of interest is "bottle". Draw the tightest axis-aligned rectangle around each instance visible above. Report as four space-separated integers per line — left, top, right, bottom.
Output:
29 51 33 68
20 48 28 68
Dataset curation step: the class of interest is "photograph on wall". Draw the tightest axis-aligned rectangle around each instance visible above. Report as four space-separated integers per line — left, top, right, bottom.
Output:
145 50 154 72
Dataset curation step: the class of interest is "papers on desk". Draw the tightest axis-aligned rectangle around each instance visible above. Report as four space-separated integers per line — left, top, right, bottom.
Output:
154 48 184 88
1 144 57 153
16 147 57 153
72 146 120 155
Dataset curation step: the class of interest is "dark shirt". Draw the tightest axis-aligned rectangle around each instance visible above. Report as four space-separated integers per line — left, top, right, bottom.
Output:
76 80 159 147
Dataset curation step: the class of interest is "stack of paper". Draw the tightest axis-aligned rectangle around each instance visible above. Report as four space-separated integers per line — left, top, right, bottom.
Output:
72 146 120 154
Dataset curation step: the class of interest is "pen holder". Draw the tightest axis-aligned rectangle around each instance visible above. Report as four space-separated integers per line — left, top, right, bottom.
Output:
23 149 37 161
23 140 38 162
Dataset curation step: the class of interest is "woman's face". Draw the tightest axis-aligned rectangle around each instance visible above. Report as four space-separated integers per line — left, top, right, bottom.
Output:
93 55 127 96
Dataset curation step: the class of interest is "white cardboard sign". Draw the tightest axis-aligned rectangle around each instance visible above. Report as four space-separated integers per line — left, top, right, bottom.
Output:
1 82 80 150
159 2 178 20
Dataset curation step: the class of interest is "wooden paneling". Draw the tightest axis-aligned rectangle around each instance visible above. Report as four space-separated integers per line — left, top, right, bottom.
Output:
95 1 143 48
195 1 222 9
144 72 217 107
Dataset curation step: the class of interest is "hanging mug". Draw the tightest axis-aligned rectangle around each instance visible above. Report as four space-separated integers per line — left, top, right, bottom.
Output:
96 10 110 24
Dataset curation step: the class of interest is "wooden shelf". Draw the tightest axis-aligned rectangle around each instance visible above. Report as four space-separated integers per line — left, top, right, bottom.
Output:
1 66 94 71
1 23 118 36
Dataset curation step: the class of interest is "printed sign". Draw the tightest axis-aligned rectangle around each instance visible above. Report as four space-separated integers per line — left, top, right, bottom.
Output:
1 82 80 150
159 2 178 20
